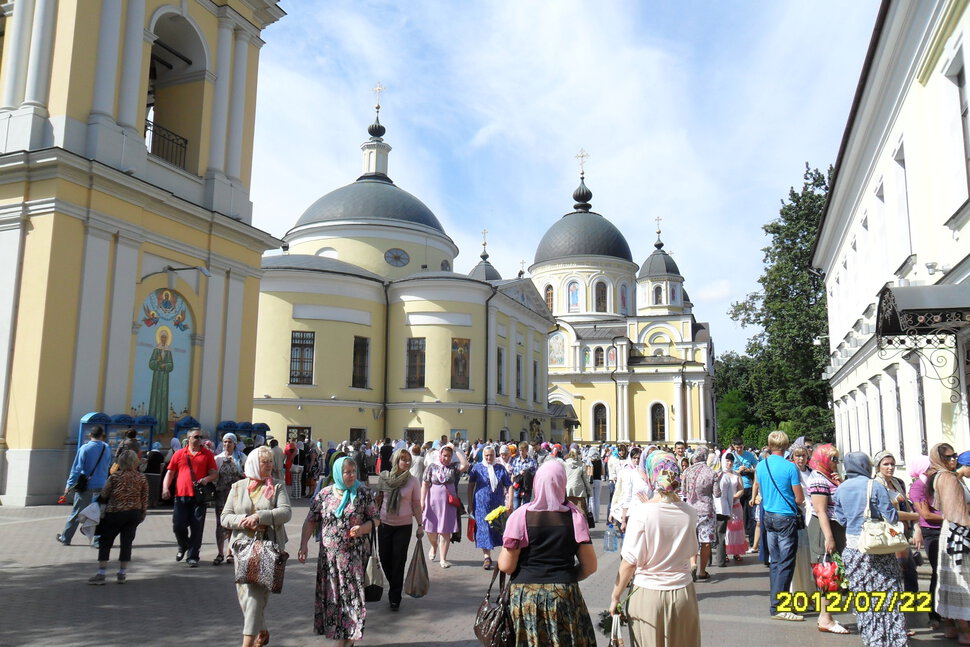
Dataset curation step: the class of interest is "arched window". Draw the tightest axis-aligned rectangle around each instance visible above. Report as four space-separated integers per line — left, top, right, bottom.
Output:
651 403 666 442
440 260 451 271
594 347 604 367
545 285 554 312
654 285 663 305
671 286 678 302
316 247 338 259
619 284 629 315
145 14 208 173
594 281 607 312
593 404 607 442
567 281 580 313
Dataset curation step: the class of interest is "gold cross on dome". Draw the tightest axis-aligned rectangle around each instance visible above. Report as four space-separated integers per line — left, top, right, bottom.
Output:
481 228 488 248
655 215 663 234
520 259 526 272
373 82 385 109
575 148 589 175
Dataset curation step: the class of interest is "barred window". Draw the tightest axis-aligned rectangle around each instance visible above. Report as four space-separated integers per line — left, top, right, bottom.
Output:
352 337 369 388
594 404 607 442
516 354 523 399
406 338 426 388
497 348 505 394
544 285 554 312
595 281 607 312
289 331 315 384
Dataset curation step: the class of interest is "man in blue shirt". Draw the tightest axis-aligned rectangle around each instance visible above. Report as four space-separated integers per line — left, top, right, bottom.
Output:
754 431 804 621
57 426 111 545
731 436 759 547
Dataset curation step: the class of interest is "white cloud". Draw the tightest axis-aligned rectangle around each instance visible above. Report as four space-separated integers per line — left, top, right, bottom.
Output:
250 0 881 353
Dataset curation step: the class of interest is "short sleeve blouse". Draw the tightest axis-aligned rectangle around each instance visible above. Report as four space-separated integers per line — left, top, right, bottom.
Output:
807 470 838 520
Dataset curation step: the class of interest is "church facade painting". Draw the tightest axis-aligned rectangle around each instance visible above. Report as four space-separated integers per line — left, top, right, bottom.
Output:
451 338 470 389
549 332 565 365
131 289 194 434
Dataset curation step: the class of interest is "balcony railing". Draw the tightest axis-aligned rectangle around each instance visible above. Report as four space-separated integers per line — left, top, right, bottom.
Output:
145 119 188 170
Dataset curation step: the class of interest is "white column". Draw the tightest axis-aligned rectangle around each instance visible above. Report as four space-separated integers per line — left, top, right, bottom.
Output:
618 381 629 441
90 0 123 118
102 233 141 413
68 225 113 432
225 30 249 181
218 273 245 422
686 381 694 441
832 401 843 448
116 0 146 129
197 270 225 428
868 377 885 453
699 381 708 442
857 386 872 456
21 0 56 109
2 0 35 109
207 16 234 174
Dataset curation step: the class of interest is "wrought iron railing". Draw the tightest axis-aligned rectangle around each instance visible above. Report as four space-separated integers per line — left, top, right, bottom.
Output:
145 119 188 170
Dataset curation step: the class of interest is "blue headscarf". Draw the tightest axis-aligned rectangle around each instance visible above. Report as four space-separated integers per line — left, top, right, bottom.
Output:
332 456 360 518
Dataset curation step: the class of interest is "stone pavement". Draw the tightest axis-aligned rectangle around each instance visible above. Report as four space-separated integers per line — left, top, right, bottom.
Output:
0 486 951 647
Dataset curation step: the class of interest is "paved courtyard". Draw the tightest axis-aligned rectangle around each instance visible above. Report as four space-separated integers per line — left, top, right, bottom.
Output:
0 486 951 647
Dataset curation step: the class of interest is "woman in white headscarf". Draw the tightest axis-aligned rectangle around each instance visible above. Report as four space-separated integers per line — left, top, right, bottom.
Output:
468 445 512 569
221 446 291 647
213 433 245 565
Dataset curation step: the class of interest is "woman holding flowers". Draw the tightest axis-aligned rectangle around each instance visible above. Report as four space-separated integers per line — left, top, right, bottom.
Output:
468 445 512 570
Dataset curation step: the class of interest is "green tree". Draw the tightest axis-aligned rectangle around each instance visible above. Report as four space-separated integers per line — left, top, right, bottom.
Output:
728 165 834 443
716 389 757 439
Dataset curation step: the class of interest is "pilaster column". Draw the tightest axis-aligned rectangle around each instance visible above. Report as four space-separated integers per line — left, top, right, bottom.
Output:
225 30 250 181
686 381 694 441
486 308 497 400
869 376 886 454
116 0 146 130
90 0 123 118
2 0 35 109
207 15 234 174
699 381 708 442
21 0 56 109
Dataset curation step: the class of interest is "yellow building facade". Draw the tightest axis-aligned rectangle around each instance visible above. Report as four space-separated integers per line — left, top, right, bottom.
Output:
0 0 284 504
531 177 715 445
253 114 555 445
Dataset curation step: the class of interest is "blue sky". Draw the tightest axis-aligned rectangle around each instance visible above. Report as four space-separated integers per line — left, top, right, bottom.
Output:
249 0 881 354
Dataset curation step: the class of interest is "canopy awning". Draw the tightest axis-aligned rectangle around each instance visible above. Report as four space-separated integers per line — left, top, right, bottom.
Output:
548 402 579 425
876 284 970 343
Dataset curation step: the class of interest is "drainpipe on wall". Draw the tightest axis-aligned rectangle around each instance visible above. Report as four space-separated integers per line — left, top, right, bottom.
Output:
609 335 623 442
381 281 390 440
483 285 498 441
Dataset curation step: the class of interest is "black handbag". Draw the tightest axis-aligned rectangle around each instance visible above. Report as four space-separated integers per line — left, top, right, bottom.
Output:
474 568 514 647
187 451 217 507
363 533 384 602
75 444 107 493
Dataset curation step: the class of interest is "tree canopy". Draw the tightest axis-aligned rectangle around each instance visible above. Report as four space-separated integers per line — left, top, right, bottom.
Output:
720 165 834 444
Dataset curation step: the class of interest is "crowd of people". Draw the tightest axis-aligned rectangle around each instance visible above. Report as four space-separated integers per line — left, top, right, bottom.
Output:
57 426 970 647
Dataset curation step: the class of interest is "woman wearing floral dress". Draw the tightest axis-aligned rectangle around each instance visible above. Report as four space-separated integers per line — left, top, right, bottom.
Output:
680 446 720 580
298 456 379 647
468 446 512 570
422 443 469 568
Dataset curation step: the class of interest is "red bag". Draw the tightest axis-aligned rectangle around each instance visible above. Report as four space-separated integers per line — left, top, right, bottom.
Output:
467 517 476 541
812 557 840 592
447 493 461 507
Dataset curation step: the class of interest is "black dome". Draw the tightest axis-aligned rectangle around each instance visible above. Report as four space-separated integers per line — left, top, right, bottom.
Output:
293 175 445 233
468 251 502 281
638 241 682 279
534 211 633 264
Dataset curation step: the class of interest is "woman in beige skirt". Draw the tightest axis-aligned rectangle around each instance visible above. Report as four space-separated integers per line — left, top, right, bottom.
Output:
222 445 292 647
610 451 700 647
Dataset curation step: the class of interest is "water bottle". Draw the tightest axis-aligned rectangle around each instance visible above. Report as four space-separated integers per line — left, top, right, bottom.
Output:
604 522 618 552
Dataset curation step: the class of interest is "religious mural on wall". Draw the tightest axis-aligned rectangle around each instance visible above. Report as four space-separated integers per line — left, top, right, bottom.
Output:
451 338 470 389
130 289 194 435
548 333 565 366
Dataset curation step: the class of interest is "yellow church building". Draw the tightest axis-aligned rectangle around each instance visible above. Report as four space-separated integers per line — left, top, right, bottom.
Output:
531 176 715 445
0 0 284 504
252 110 555 445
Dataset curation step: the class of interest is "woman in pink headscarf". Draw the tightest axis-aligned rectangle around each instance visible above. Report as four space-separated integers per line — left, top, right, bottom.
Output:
610 451 700 647
499 460 597 647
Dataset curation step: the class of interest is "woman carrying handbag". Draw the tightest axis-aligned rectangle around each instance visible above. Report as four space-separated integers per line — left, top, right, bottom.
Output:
222 446 292 647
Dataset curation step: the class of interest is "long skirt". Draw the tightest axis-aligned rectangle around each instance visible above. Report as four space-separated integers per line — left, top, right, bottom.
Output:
790 528 814 595
509 582 597 647
725 502 747 556
314 545 366 640
842 547 907 647
936 521 970 620
627 583 700 647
